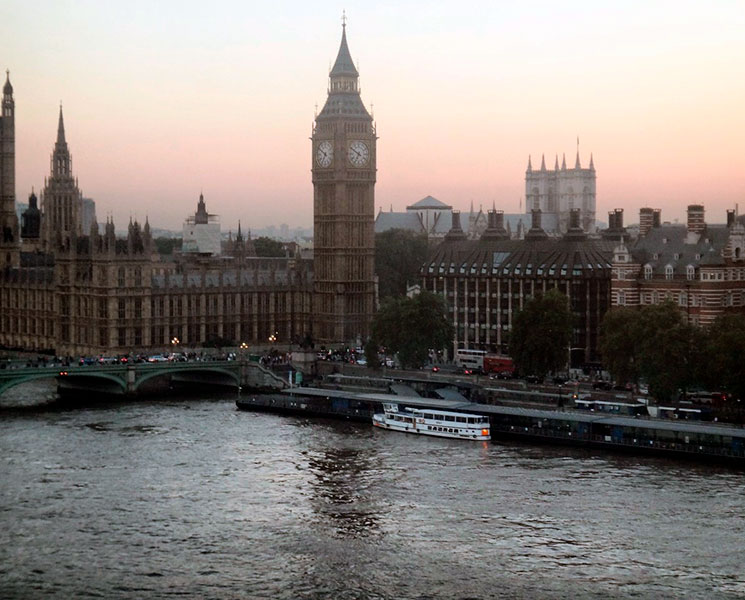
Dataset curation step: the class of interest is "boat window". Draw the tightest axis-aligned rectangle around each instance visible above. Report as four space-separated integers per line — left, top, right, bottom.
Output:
424 413 434 420
445 415 455 422
456 416 466 423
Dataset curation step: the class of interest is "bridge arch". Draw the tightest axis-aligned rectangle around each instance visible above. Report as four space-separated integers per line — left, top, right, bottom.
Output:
0 371 127 397
133 366 240 392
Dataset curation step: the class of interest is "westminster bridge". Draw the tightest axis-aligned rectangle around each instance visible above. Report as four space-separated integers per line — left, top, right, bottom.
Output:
0 359 292 397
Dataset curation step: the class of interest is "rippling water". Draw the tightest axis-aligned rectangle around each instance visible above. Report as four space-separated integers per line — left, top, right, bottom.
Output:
1 381 744 599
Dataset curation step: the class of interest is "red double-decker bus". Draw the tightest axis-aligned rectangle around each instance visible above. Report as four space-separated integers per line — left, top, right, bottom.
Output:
483 355 515 377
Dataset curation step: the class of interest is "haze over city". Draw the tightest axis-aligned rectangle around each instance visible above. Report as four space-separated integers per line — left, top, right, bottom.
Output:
2 0 744 231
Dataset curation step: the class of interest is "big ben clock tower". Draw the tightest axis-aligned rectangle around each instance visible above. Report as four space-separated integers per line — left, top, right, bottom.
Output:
312 20 376 344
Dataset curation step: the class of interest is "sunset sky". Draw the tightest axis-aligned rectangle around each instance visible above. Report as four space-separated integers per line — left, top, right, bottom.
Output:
2 1 744 232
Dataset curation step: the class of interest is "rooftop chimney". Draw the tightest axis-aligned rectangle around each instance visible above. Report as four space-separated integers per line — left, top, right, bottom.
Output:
564 208 587 241
608 210 616 230
480 209 509 241
445 210 467 241
614 208 624 229
727 209 736 227
531 208 541 230
569 208 581 230
525 209 548 241
687 204 705 234
639 208 654 236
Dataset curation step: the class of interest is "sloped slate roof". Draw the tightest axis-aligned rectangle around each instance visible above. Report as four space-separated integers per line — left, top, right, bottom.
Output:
329 27 358 77
631 224 728 274
407 195 452 210
374 211 424 234
423 236 613 278
317 92 371 120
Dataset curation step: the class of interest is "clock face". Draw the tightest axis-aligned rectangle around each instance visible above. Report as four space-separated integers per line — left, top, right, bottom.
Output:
348 141 369 167
316 141 333 168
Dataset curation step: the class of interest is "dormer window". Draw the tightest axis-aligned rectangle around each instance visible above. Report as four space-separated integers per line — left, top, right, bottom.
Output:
674 253 680 260
644 264 653 279
686 265 695 280
695 253 701 260
665 265 674 280
653 253 659 260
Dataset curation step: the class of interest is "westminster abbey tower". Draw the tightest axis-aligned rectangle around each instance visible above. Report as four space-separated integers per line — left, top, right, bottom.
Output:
312 21 377 344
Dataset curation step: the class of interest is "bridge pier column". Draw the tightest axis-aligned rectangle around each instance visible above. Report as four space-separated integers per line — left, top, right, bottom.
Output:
126 366 137 396
239 359 249 389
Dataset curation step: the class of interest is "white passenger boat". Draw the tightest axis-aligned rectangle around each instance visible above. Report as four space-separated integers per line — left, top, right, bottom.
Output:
372 403 490 441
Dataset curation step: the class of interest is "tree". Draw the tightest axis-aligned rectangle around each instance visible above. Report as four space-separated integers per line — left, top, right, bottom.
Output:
599 307 643 385
375 229 429 299
509 288 573 379
371 290 453 369
254 237 285 257
702 314 745 401
363 338 380 370
154 237 182 255
600 300 704 402
640 307 702 403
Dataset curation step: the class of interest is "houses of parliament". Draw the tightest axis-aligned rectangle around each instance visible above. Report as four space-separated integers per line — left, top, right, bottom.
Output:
0 24 377 355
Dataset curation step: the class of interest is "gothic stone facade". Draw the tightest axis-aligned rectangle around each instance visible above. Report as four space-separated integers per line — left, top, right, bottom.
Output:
1 71 19 269
526 152 596 233
312 24 376 344
0 218 313 356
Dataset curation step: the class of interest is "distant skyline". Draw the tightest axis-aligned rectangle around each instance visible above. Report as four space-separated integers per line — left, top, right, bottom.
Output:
2 1 744 231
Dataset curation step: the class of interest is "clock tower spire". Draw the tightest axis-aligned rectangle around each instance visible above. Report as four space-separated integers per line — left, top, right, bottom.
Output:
0 69 19 268
311 19 376 344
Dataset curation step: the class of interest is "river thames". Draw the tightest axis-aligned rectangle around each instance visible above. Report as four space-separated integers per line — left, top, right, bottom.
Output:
1 382 744 599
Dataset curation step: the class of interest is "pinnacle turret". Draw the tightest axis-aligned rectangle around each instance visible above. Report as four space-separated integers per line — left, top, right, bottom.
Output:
540 154 546 171
330 20 359 78
3 69 12 96
317 18 370 120
56 105 66 147
527 155 532 172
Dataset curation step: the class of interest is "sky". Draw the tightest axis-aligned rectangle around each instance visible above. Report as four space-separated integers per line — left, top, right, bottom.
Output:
2 0 744 232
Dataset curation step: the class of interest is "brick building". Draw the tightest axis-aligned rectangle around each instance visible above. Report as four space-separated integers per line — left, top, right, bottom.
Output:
612 205 745 326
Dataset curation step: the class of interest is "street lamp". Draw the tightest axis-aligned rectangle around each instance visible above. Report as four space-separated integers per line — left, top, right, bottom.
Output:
240 341 248 360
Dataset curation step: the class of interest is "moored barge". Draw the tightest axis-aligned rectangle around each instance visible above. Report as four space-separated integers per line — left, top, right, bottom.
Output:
236 387 745 465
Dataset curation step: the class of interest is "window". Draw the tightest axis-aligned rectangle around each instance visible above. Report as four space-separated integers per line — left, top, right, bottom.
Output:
644 264 653 279
686 265 695 280
118 267 125 287
618 291 626 306
665 265 674 280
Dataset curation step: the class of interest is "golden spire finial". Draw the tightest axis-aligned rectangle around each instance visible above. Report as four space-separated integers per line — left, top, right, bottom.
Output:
342 9 347 28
